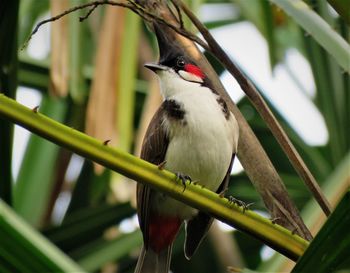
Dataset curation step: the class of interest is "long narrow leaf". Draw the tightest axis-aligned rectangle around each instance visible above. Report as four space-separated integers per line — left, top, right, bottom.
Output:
112 10 141 196
76 231 142 271
14 95 67 226
0 0 19 205
116 11 140 152
259 152 350 272
44 202 135 252
260 0 278 68
303 34 346 165
270 0 350 73
0 200 85 272
69 0 87 103
292 191 350 272
18 54 50 91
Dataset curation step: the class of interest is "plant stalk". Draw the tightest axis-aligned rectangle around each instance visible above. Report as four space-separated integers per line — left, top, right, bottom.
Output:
0 93 308 261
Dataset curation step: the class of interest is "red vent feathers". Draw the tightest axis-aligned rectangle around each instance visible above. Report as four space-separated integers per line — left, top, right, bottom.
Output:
148 215 181 253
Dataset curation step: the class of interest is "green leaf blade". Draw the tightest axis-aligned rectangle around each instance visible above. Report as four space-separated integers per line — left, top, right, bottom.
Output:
292 191 350 272
14 95 68 226
271 0 350 73
0 200 85 272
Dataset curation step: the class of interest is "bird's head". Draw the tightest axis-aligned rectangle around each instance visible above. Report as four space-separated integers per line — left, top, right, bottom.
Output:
144 55 205 84
144 25 206 88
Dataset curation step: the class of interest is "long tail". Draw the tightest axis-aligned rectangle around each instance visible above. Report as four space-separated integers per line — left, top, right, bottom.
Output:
134 244 173 273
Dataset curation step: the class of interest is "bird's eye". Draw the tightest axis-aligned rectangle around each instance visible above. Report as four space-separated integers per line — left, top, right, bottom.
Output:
176 58 185 68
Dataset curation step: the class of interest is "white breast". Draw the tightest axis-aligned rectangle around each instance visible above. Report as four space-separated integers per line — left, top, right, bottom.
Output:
154 75 239 218
164 86 238 190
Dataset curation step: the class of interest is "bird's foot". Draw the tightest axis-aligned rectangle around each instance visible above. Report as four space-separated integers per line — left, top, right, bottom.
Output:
175 172 192 192
228 196 253 213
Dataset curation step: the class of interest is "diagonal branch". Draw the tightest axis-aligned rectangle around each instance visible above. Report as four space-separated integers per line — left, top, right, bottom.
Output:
21 0 315 239
174 0 331 216
137 0 313 240
22 0 332 216
0 94 308 261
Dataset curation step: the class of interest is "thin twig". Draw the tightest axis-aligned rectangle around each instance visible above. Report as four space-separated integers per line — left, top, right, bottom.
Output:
22 0 210 51
127 0 209 50
21 0 137 50
175 0 331 216
170 0 184 28
79 3 98 22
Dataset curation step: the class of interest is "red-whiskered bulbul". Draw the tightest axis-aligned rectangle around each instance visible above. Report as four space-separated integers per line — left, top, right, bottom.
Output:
134 27 239 273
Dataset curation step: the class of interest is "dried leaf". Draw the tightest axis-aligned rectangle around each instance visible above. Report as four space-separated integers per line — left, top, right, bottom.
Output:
50 0 69 97
86 7 126 174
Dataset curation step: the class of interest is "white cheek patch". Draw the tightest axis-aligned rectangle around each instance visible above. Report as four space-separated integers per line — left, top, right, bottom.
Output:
179 70 204 83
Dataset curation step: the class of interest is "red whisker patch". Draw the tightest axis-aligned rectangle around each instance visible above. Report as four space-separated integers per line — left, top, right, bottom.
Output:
184 64 205 79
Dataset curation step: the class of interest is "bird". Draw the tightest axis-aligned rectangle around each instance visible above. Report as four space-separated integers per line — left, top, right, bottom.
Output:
134 26 239 273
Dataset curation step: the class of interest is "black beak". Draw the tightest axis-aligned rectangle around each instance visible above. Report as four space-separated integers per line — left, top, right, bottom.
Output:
144 63 167 72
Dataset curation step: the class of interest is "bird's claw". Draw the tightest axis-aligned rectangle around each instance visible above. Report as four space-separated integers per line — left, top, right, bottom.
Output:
228 196 253 213
175 172 192 192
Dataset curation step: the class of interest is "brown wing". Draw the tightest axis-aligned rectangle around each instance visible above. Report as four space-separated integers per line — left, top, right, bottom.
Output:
137 104 169 248
184 154 235 259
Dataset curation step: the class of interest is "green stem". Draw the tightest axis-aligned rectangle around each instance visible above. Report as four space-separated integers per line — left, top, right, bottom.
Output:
0 94 308 261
